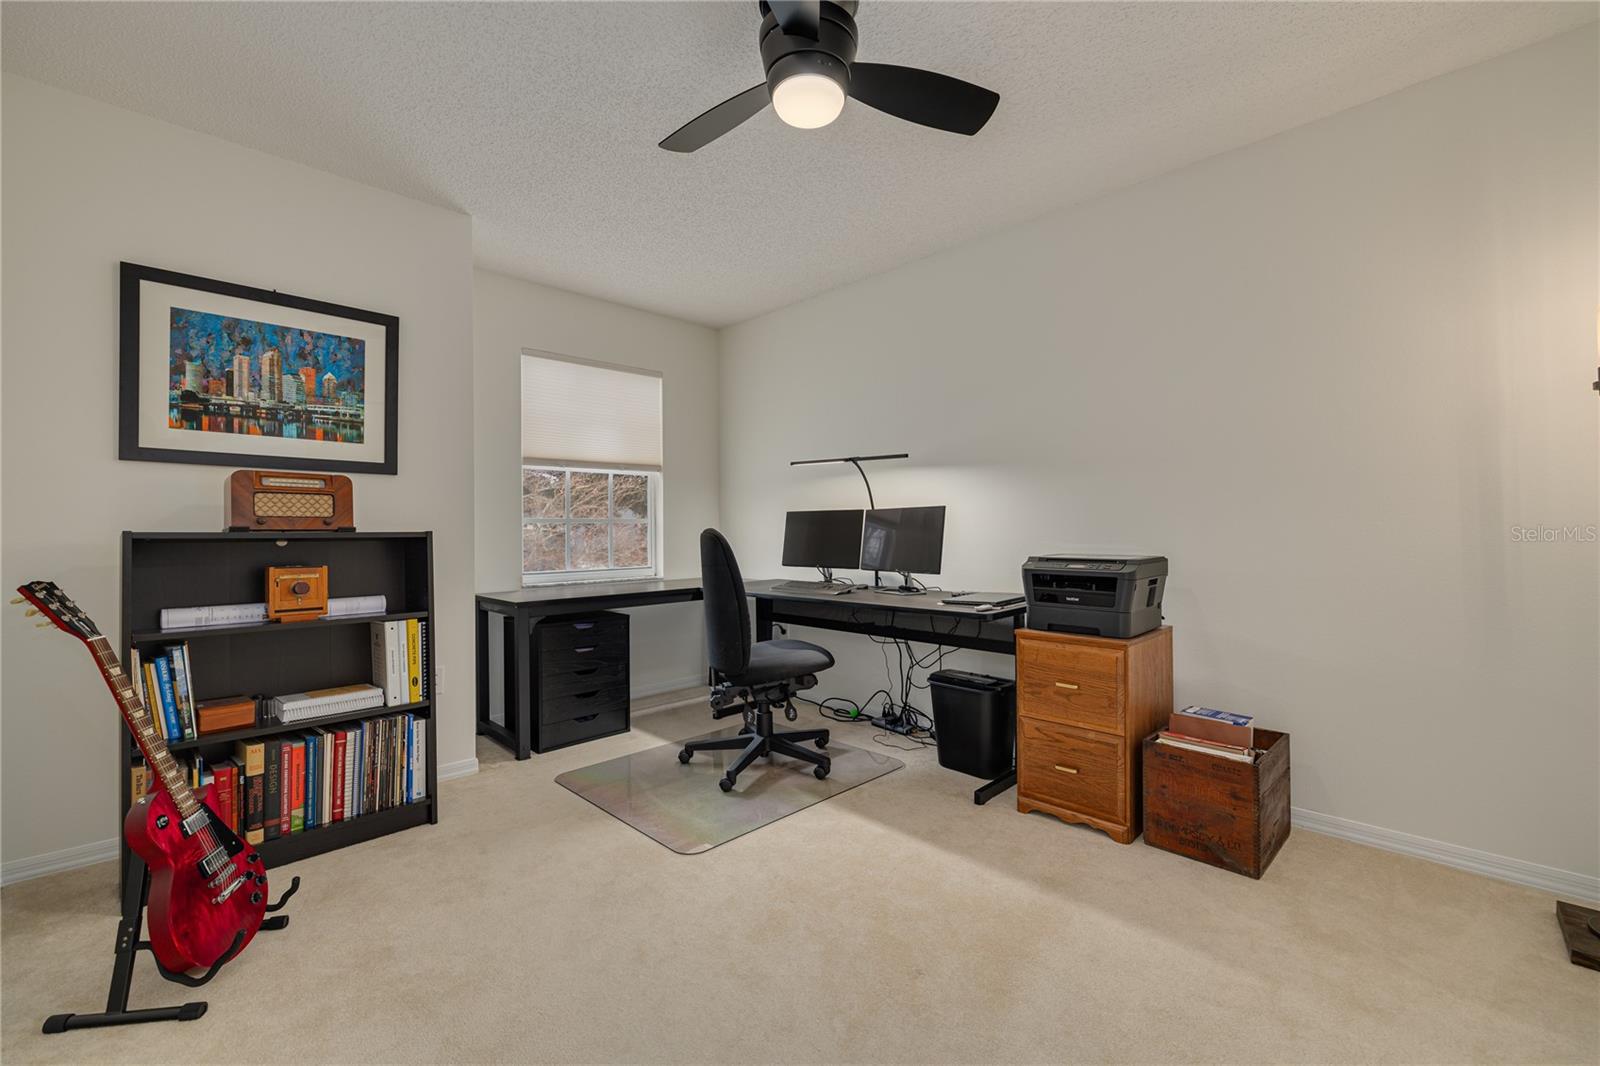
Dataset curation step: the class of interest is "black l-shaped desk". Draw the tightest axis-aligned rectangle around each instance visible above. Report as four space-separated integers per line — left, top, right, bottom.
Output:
475 578 1025 801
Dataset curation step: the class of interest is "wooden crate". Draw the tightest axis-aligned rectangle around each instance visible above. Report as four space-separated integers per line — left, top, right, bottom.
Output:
1141 728 1290 878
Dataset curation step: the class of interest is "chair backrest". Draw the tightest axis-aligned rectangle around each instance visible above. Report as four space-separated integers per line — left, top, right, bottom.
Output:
700 528 751 676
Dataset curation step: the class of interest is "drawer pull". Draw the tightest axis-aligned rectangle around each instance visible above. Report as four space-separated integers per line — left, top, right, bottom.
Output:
573 666 598 677
573 690 599 700
574 713 599 723
574 645 597 654
1053 764 1079 775
1054 681 1080 691
572 622 596 630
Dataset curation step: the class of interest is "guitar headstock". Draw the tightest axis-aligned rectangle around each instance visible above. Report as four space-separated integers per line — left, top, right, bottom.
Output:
13 581 101 643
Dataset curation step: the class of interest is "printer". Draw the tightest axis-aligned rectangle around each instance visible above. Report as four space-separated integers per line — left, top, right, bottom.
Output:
1022 554 1168 638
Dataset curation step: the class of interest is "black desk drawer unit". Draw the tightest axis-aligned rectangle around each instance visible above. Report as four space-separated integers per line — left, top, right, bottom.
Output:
532 612 630 749
477 580 704 760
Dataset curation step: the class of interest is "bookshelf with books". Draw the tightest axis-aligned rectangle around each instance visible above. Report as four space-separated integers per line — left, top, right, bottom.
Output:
119 531 437 892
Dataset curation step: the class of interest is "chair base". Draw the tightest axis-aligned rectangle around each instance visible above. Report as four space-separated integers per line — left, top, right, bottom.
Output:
679 705 830 792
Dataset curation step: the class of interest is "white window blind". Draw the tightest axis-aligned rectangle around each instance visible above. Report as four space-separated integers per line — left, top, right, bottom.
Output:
521 351 663 471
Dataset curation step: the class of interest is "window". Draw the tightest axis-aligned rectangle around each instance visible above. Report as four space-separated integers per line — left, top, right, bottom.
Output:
522 467 655 577
521 352 662 583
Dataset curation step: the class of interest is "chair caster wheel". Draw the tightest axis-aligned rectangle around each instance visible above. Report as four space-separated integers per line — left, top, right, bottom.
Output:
813 765 830 781
678 748 692 764
719 776 735 793
816 735 829 749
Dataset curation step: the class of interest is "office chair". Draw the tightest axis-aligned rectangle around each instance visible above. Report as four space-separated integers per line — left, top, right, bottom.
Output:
680 528 833 792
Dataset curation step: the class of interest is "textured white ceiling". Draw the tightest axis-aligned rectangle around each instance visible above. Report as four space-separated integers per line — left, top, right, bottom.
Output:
3 2 1594 326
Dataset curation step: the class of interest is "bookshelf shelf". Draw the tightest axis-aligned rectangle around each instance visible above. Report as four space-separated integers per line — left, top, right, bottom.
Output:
257 797 434 868
132 610 429 644
166 701 432 752
120 530 437 894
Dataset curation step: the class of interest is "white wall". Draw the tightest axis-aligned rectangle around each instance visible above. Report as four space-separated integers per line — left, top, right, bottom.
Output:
473 268 719 695
718 29 1599 881
0 76 477 874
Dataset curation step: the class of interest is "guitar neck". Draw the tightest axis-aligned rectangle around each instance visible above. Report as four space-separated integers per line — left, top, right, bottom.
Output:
86 635 201 818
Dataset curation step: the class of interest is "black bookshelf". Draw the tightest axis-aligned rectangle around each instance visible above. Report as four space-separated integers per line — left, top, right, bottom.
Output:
119 531 438 892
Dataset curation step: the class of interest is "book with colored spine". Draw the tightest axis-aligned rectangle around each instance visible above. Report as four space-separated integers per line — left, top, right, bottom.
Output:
289 739 306 834
151 656 183 744
262 739 282 840
233 739 265 846
420 620 429 700
405 619 422 703
167 643 197 741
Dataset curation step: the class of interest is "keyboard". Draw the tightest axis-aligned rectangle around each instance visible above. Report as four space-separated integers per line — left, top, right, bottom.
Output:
770 580 861 595
940 593 1026 609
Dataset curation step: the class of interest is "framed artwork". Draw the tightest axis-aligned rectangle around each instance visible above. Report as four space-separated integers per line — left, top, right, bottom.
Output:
119 262 399 475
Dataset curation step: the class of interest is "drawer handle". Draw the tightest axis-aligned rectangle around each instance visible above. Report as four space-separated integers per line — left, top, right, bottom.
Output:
574 645 597 654
1054 681 1080 691
1053 764 1079 775
574 713 599 723
573 622 596 630
573 667 598 677
574 690 599 700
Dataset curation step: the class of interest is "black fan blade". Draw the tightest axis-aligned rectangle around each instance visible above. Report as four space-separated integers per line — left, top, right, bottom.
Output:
848 63 999 136
659 83 771 152
767 1 820 39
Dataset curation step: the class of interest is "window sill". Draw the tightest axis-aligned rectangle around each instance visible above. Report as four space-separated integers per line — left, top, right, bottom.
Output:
521 571 662 588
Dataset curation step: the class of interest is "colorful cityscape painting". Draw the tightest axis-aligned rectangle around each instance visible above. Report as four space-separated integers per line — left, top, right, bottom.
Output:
167 307 366 443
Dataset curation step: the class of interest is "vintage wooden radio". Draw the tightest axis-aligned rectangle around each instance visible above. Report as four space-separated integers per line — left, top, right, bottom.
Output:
266 565 330 623
226 470 354 532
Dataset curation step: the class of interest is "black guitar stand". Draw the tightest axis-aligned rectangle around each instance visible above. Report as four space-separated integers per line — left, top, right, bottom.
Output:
42 856 299 1034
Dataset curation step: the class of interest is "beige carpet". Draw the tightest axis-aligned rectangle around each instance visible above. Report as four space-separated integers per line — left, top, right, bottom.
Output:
2 691 1595 1064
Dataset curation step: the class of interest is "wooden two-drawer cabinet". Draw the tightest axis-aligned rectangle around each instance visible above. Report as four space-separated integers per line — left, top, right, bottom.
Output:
1015 627 1172 843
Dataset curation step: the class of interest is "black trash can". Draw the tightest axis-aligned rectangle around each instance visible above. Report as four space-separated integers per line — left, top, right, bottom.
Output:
928 670 1016 779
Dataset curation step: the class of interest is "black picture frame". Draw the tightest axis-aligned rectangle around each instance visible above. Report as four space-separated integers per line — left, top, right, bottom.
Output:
118 261 399 475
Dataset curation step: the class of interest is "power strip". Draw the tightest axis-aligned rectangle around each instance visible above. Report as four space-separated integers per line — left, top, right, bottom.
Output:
869 713 921 736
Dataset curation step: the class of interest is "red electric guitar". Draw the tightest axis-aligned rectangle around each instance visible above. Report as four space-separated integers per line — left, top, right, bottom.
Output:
16 580 270 974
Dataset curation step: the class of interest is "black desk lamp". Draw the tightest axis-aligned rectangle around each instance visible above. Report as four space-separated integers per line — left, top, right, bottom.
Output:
790 453 908 586
789 453 908 510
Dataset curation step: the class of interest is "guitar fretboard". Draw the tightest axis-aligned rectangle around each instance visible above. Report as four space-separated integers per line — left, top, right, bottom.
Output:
88 636 200 819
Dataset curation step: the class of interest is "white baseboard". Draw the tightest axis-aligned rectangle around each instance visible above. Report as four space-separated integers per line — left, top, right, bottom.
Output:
1 837 118 887
1292 807 1599 902
632 675 710 701
438 756 479 782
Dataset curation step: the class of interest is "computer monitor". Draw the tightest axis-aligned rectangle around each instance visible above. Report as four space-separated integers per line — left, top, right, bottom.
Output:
861 506 946 593
782 509 865 576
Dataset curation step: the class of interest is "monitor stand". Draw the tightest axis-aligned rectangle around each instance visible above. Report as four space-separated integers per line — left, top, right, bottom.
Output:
814 567 858 589
877 572 926 596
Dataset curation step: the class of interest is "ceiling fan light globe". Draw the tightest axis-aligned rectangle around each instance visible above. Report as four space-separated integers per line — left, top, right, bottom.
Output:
771 73 846 129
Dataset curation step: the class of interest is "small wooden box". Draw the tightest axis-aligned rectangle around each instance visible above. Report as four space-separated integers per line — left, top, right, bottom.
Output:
265 565 329 623
197 697 258 735
1142 728 1290 878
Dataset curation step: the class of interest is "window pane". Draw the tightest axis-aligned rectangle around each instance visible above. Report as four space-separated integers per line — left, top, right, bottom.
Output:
523 523 566 573
570 523 610 569
613 522 649 568
613 474 648 520
569 472 609 518
522 468 564 520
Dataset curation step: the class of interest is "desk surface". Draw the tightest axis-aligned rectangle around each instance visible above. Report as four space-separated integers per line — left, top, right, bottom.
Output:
477 577 704 612
479 577 1024 620
744 580 1025 620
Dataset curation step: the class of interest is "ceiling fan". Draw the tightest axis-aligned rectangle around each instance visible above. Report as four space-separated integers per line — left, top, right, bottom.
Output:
659 0 999 152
